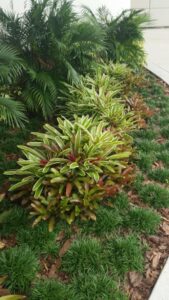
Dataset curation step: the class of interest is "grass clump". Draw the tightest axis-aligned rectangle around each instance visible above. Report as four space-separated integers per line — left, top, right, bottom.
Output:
159 108 169 117
62 238 103 275
137 152 156 172
139 184 169 208
0 245 39 293
16 222 59 256
82 207 122 235
148 168 169 183
158 117 169 127
106 235 144 276
125 208 161 234
111 192 129 211
161 127 169 139
133 174 144 192
135 139 160 153
70 273 128 300
30 279 70 300
133 129 157 140
157 150 169 167
0 205 29 237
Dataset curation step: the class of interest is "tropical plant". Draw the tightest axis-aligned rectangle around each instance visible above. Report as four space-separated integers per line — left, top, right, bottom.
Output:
99 8 149 68
0 44 27 127
0 295 26 300
5 115 133 230
96 62 146 96
65 59 152 131
0 97 27 128
64 72 136 134
0 0 105 121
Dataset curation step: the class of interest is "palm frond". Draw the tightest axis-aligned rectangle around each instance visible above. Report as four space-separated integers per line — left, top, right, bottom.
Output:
23 70 57 119
0 97 28 128
0 44 24 84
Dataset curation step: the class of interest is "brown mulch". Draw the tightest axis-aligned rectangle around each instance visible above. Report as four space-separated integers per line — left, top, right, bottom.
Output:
125 208 169 299
125 74 169 299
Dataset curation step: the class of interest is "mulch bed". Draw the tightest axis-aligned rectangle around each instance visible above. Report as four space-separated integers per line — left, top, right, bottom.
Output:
125 208 169 299
125 74 169 299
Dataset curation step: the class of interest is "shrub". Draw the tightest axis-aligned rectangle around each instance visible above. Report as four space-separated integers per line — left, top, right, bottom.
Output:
65 63 152 132
65 72 135 134
5 115 133 230
0 245 39 292
30 279 70 300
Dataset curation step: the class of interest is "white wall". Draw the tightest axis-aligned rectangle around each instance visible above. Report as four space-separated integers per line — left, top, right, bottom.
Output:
74 0 130 15
0 0 26 13
0 0 130 15
131 0 169 27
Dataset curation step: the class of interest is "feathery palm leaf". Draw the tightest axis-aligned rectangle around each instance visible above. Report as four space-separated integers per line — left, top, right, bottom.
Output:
0 44 24 84
0 97 27 128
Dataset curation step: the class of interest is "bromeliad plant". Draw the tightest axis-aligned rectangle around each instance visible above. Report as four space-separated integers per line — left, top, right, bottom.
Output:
65 72 136 134
5 116 133 230
66 62 152 130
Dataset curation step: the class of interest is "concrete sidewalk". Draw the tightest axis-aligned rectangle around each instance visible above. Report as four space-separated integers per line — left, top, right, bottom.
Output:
144 28 169 84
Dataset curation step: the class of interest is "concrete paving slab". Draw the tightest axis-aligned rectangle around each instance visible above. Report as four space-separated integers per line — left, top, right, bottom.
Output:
149 258 169 300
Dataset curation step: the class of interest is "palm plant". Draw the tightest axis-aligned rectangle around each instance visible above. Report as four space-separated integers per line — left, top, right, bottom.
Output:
104 9 149 68
0 44 27 127
0 0 105 122
84 7 149 68
0 97 27 128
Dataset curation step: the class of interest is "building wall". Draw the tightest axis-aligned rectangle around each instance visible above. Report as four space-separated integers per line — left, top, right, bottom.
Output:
131 0 169 27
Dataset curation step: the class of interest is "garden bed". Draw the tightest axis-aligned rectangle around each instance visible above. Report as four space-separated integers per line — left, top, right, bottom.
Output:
1 73 169 299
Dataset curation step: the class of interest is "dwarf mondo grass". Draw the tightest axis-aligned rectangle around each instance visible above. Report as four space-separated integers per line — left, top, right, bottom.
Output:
0 205 29 237
70 272 128 300
137 151 156 172
135 139 160 153
139 184 169 208
110 192 130 211
125 208 161 234
148 168 169 183
62 238 104 275
81 206 123 235
105 235 144 276
0 245 39 293
30 279 70 300
16 222 59 256
157 150 169 167
161 127 169 139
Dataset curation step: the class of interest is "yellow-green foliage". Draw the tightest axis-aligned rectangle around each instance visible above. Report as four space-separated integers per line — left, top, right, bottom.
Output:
5 115 133 230
65 70 136 134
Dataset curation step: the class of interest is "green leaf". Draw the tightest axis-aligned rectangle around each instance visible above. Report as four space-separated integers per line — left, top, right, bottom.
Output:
69 162 79 169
